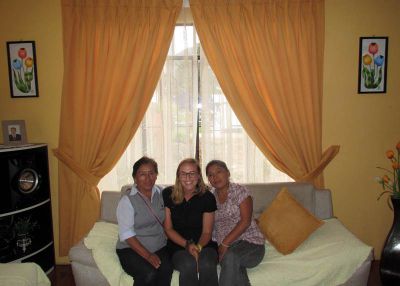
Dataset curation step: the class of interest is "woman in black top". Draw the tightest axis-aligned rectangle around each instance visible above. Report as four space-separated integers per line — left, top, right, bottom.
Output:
163 158 218 286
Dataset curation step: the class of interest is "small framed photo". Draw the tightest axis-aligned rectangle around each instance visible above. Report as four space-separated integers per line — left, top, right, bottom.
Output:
2 120 28 145
358 37 388 94
6 41 39 98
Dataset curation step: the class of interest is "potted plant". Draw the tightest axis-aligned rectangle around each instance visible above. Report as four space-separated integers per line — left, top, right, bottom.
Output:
376 146 400 200
376 141 400 284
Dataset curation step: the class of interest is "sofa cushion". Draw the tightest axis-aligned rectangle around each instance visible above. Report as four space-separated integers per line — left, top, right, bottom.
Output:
257 188 324 254
83 219 372 286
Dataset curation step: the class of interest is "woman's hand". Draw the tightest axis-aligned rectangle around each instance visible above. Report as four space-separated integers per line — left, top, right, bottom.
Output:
217 196 253 261
218 244 228 262
146 253 161 269
187 243 200 260
125 236 162 269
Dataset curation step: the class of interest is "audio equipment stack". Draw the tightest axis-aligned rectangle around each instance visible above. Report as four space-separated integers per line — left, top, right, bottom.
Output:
0 144 55 273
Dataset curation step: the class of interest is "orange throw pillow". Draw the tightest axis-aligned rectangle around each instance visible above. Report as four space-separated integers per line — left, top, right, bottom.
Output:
257 187 324 255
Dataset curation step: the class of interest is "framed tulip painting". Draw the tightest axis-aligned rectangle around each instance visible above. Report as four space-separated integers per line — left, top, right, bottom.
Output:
358 37 388 94
6 41 39 98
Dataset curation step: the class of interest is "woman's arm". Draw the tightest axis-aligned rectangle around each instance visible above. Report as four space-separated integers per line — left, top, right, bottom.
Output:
197 212 215 247
218 196 253 261
221 196 253 245
163 207 187 248
116 195 161 268
125 236 161 269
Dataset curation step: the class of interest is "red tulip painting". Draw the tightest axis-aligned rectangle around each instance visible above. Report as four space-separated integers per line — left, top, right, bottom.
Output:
6 41 39 98
358 37 388 94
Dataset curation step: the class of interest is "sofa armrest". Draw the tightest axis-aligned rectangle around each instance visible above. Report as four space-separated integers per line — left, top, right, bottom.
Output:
315 189 333 219
69 239 109 286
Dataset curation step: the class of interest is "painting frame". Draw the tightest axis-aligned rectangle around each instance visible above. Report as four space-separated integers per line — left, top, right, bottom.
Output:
358 37 388 94
6 41 39 98
1 120 28 146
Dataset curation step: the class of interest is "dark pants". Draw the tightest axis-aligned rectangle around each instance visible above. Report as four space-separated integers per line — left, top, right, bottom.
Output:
219 240 265 286
171 247 218 286
117 246 173 286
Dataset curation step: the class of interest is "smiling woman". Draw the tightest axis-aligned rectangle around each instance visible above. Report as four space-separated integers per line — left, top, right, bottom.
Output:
163 158 218 286
205 159 265 286
115 156 173 286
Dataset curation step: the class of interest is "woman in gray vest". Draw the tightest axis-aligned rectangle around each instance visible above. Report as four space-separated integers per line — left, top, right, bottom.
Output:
116 156 173 286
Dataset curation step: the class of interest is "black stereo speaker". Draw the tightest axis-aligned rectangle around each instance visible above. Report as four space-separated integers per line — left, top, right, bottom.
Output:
0 144 54 273
0 145 50 213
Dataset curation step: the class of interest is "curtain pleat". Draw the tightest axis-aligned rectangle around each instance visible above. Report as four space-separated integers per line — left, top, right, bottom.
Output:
190 0 339 188
55 0 181 255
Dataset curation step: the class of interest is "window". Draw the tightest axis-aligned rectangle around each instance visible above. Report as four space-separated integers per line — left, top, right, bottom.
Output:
98 24 292 191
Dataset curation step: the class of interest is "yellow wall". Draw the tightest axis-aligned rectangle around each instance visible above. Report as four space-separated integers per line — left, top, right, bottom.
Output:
0 0 64 262
323 0 400 258
0 0 399 263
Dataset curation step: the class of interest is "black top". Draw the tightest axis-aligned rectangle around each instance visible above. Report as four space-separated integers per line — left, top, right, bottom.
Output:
163 186 218 255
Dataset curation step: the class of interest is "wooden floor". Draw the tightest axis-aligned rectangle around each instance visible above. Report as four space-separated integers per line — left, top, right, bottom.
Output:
368 260 382 286
48 260 382 286
48 264 76 286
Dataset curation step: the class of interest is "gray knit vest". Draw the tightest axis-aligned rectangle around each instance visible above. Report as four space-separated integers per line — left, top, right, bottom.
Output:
116 190 166 253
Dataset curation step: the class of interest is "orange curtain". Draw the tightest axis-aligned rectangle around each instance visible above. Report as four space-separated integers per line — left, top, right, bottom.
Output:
55 0 181 255
190 0 339 188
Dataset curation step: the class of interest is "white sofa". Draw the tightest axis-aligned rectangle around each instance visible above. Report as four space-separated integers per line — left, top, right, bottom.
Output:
69 182 373 286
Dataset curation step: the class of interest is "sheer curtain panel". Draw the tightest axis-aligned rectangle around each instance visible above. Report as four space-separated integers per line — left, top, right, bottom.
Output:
99 8 292 192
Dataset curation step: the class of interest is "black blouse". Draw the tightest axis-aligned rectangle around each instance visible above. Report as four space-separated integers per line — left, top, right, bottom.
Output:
163 186 218 254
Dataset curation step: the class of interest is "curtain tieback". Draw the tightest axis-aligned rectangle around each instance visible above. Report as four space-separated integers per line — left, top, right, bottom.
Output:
53 148 100 187
300 145 340 182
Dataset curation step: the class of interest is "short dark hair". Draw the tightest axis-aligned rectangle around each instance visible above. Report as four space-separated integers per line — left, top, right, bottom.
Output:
132 156 158 177
205 159 230 176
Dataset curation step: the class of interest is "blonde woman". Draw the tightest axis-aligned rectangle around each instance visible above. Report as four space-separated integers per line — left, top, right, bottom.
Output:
163 158 218 286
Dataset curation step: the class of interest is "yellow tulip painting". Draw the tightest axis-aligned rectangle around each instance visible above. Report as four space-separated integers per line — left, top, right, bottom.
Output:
6 41 39 98
358 37 388 94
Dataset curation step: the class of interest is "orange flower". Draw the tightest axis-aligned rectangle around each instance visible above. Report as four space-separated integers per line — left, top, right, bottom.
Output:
386 150 395 159
383 175 390 183
376 142 400 202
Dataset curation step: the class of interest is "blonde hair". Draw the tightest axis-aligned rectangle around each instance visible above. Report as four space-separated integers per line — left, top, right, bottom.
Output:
171 158 208 204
